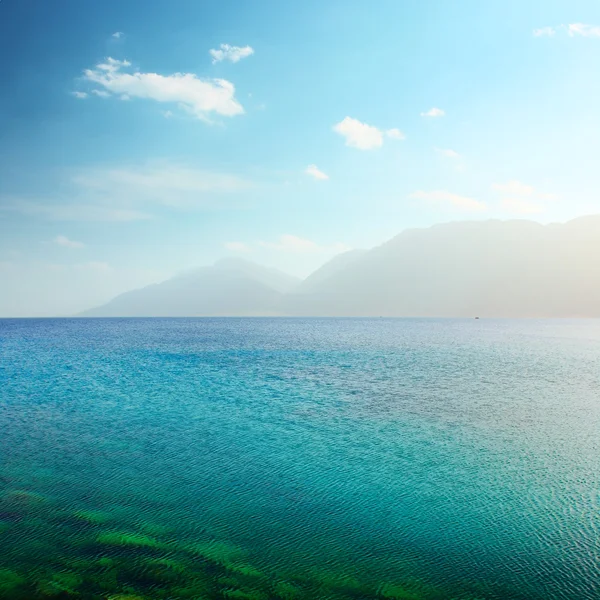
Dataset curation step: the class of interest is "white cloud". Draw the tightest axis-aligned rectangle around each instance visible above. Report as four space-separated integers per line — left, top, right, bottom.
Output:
421 107 445 118
567 23 600 37
492 180 556 200
92 89 110 98
54 235 85 249
71 91 88 99
492 180 556 214
163 110 173 118
224 241 251 253
305 164 329 180
492 180 535 196
82 57 244 120
410 190 486 212
258 234 350 254
333 117 384 150
94 57 131 72
112 31 124 39
534 23 600 38
385 128 406 140
435 147 461 159
533 27 556 37
333 118 404 149
499 198 544 214
209 44 254 64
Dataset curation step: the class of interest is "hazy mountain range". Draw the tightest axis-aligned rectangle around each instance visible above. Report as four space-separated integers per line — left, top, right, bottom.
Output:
81 216 600 318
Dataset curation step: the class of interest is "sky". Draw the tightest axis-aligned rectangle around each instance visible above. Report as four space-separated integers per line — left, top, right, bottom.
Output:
2 0 600 316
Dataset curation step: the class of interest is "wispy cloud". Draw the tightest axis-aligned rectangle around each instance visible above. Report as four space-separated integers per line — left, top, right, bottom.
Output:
91 89 110 98
71 91 88 99
6 202 153 222
258 235 350 254
420 107 445 118
72 164 252 205
56 164 254 220
492 180 557 201
224 241 251 253
435 148 465 172
534 23 600 38
112 31 124 39
533 27 557 37
410 190 486 212
435 147 461 159
492 180 535 196
385 128 406 140
3 162 253 222
533 27 556 37
81 57 244 120
305 165 329 180
224 235 350 256
54 235 85 249
498 198 544 214
567 23 600 37
492 180 556 214
209 44 254 64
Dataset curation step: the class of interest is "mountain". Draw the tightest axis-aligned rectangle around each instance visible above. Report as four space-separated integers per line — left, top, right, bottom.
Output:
294 249 368 293
81 216 600 318
80 258 300 317
284 216 600 318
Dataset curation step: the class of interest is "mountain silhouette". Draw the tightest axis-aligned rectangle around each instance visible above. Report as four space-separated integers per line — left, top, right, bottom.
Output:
80 258 299 317
82 216 600 318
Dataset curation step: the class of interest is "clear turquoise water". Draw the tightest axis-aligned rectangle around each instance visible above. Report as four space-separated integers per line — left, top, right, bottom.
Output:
0 318 599 600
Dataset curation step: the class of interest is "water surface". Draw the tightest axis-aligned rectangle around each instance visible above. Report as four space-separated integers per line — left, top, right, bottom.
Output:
1 318 599 599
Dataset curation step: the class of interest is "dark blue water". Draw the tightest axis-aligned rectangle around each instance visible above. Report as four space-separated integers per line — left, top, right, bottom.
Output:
0 318 599 599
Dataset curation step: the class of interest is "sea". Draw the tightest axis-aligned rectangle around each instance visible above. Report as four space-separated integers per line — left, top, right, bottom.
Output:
0 318 599 600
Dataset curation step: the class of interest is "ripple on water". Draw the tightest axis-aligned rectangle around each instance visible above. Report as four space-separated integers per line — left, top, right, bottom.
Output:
0 317 599 599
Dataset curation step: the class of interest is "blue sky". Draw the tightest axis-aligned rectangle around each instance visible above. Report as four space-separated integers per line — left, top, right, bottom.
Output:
2 0 600 315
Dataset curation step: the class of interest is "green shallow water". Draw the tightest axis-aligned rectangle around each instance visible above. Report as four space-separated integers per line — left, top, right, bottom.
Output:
0 318 599 599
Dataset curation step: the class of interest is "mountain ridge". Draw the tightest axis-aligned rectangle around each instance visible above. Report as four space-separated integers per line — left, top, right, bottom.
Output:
80 216 600 318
